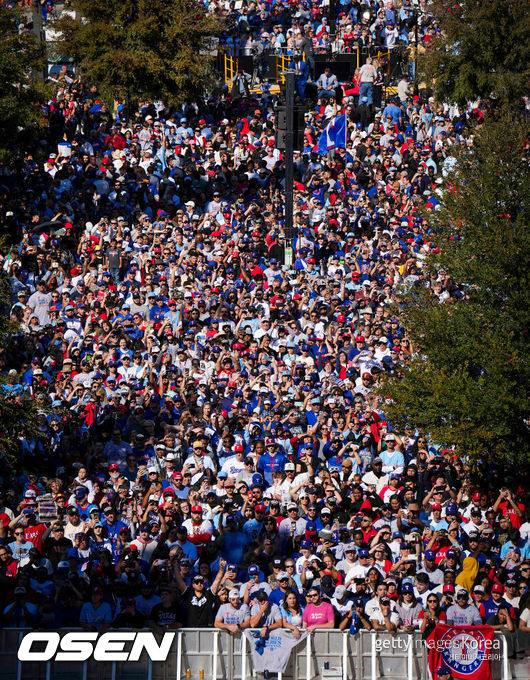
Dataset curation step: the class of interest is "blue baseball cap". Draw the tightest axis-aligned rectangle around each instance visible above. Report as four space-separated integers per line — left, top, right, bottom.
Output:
359 549 370 558
424 550 436 561
402 583 414 594
248 565 259 576
251 473 264 488
436 667 452 677
301 539 312 549
446 502 458 515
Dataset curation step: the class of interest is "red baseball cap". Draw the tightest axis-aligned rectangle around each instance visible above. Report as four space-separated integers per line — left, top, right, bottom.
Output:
472 492 481 502
234 444 244 452
443 585 455 593
355 335 365 342
173 471 182 479
431 503 442 510
109 463 119 471
191 505 203 513
492 584 504 594
255 504 266 512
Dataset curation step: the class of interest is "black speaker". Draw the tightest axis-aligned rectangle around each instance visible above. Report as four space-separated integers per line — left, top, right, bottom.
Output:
276 104 309 150
275 129 287 149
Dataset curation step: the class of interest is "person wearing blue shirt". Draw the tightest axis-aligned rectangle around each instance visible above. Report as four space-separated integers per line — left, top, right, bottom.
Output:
218 515 251 565
269 571 292 606
74 487 99 520
102 507 128 541
382 100 402 126
172 526 198 561
305 397 321 426
379 435 405 474
290 56 309 101
242 504 267 540
149 296 169 321
257 444 286 486
79 588 113 630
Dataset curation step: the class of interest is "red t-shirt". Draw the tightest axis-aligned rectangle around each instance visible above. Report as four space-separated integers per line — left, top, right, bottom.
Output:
498 501 524 529
24 523 47 552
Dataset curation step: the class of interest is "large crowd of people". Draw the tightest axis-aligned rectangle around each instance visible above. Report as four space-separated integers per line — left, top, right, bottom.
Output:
0 1 528 670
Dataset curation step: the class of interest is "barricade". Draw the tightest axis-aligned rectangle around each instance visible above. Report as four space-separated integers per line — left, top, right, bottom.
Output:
2 627 526 679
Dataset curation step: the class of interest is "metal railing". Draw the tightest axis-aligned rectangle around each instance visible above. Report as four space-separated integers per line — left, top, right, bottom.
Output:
2 627 522 680
224 54 239 86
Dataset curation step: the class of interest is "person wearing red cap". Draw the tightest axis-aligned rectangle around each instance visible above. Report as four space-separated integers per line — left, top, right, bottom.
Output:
428 503 449 532
182 506 213 554
479 583 516 622
220 444 246 478
79 586 112 631
242 504 267 540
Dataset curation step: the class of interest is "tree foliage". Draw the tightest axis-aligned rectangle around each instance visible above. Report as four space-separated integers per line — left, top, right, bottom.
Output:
0 5 48 164
0 273 42 471
420 0 530 106
379 112 530 463
54 0 224 106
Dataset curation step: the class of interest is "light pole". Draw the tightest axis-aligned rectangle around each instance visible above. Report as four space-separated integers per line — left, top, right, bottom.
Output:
31 1 47 81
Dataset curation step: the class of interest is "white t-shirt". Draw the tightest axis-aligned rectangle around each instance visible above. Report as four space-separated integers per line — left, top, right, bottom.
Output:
520 607 530 627
345 564 371 583
359 63 377 83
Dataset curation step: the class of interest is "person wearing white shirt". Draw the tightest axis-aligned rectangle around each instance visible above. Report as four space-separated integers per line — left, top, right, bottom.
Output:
220 448 246 478
278 504 307 538
345 549 372 586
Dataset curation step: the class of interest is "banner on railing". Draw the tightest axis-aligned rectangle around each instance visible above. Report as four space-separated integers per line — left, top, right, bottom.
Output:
243 629 309 674
426 624 495 680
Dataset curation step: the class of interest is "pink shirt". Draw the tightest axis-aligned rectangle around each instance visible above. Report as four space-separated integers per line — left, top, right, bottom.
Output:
302 601 334 628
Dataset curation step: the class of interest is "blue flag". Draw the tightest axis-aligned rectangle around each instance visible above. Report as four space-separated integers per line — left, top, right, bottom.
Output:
317 114 347 154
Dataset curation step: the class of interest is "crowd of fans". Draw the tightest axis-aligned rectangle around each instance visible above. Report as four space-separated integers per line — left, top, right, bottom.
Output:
0 2 528 669
217 0 427 57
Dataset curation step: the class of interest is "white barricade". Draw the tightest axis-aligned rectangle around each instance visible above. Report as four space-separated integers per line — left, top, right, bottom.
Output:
2 628 525 680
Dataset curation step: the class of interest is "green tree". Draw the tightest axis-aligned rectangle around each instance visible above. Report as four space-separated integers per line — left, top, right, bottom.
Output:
54 0 224 107
0 5 48 164
378 112 529 463
0 273 43 470
420 0 530 106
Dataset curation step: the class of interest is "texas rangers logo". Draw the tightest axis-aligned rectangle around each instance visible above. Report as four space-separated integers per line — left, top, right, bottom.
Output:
440 627 488 675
